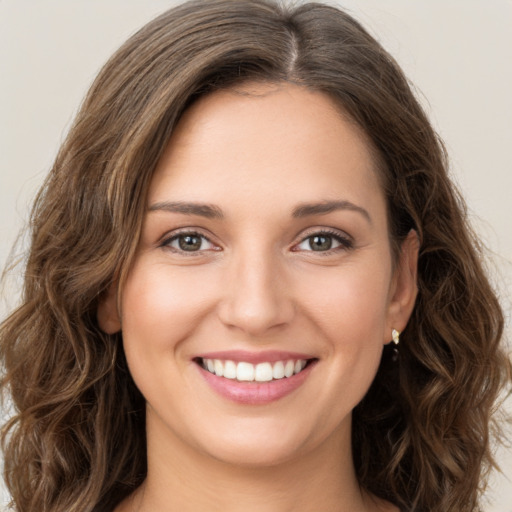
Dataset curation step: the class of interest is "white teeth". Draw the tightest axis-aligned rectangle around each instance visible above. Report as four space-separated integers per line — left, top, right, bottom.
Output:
214 359 224 377
236 362 255 381
255 362 273 382
201 358 309 382
284 360 295 378
223 360 237 379
272 361 285 379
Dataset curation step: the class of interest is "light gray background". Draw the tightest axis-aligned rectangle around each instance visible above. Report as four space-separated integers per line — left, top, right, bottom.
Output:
1 0 511 509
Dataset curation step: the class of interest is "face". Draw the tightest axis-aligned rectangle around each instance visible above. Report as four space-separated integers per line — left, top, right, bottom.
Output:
99 83 417 468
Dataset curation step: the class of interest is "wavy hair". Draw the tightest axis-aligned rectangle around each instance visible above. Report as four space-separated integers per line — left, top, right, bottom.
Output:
1 1 509 511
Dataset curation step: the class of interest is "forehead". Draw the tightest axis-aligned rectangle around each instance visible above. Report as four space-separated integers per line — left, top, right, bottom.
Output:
149 83 385 220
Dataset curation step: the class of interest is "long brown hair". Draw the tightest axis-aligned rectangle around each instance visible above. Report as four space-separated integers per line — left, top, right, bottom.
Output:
1 1 509 511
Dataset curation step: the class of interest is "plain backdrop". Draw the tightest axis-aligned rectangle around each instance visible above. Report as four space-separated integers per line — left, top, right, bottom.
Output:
1 0 511 509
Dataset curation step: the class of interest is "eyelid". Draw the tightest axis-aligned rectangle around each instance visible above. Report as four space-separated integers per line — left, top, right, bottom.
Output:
158 226 353 254
292 227 354 252
160 228 221 253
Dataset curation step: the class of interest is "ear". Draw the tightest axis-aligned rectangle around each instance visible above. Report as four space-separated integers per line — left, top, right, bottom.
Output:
97 283 121 334
385 229 419 343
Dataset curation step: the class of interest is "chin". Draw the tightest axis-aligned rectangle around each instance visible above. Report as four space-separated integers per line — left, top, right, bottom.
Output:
190 413 345 469
204 436 306 468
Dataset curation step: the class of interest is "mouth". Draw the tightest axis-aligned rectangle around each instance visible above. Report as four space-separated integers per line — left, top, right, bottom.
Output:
195 357 316 383
193 353 318 404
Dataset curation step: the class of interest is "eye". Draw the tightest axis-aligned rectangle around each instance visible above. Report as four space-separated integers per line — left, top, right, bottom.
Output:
162 232 217 253
294 231 353 252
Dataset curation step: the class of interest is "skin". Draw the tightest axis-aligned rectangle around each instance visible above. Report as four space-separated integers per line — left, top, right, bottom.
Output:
100 82 418 512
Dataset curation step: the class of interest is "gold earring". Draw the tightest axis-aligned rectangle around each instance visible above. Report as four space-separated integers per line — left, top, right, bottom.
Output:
391 329 400 345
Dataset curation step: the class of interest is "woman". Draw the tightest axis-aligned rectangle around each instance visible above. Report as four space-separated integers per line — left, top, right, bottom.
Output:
0 1 509 511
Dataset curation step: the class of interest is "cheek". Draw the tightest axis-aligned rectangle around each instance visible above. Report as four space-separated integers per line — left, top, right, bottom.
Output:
295 261 391 397
122 261 214 337
297 261 391 344
119 259 223 412
305 267 390 408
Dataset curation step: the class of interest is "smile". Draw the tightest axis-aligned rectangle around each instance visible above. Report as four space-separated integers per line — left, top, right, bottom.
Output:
194 352 318 404
200 358 308 382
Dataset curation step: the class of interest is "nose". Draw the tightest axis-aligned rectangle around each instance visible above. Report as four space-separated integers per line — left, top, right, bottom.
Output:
217 249 295 336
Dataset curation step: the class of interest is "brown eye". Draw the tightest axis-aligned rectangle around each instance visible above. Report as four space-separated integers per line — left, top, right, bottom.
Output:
309 235 333 251
294 231 353 253
163 232 216 253
178 234 203 251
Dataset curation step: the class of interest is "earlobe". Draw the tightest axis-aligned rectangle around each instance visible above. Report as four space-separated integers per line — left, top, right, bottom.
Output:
386 230 419 341
97 284 122 334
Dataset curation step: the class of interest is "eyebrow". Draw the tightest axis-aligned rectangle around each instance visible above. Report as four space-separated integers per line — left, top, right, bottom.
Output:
292 200 372 223
148 201 224 219
147 199 371 223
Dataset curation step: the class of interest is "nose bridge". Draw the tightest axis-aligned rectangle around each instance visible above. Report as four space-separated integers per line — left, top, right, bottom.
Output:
218 242 293 335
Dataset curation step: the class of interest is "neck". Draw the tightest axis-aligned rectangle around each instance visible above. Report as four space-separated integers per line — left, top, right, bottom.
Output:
118 410 381 512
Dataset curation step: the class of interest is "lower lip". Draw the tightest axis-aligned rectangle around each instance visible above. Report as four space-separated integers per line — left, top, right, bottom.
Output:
197 362 316 405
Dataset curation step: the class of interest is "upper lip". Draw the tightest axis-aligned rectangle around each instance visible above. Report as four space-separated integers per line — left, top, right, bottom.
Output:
194 350 316 364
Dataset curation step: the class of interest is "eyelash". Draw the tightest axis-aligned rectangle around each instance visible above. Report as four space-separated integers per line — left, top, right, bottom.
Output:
293 229 354 254
160 228 354 255
160 230 218 254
